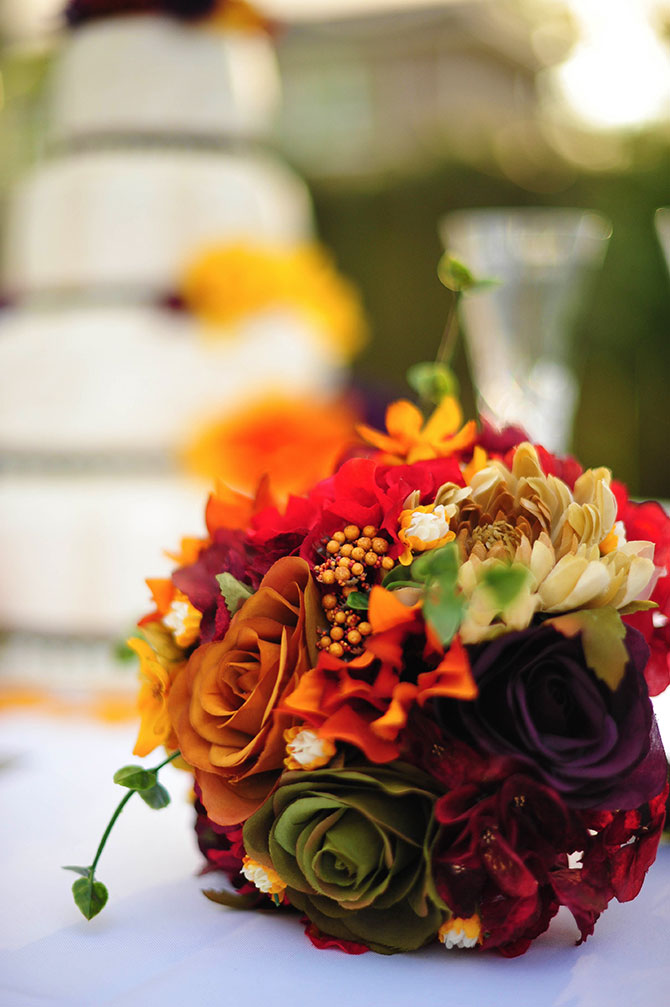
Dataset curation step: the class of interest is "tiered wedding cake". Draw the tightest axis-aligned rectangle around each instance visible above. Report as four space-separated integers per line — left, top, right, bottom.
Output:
0 4 360 685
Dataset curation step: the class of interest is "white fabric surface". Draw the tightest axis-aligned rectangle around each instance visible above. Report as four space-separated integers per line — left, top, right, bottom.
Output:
1 709 669 1007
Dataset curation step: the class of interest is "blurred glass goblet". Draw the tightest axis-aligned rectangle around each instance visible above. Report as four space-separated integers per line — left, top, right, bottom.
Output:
440 208 611 454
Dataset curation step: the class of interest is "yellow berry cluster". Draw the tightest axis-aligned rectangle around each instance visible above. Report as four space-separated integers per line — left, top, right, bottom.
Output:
315 523 394 659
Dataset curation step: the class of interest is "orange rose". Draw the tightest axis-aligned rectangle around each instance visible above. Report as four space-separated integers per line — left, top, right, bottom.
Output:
168 556 321 826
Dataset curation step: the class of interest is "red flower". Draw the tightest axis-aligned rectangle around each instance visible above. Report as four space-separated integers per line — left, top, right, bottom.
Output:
614 481 670 695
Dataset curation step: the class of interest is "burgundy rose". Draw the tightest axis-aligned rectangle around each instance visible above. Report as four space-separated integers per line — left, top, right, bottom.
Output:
444 623 666 809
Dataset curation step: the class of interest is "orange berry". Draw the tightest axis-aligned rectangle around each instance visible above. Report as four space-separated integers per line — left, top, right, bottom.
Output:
358 622 372 636
357 537 371 551
372 537 388 554
365 552 377 566
321 569 336 584
381 556 395 571
347 629 362 646
328 642 344 658
340 543 354 557
326 540 340 555
344 525 360 541
330 626 344 641
362 525 377 538
322 594 338 610
333 531 346 543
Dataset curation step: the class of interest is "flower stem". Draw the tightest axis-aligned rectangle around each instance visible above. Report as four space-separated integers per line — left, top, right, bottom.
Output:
436 291 461 366
90 749 180 876
90 790 134 876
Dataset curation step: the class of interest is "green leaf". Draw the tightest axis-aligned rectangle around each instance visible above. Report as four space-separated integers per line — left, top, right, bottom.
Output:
138 782 171 810
481 564 530 611
438 253 477 292
112 638 137 663
423 580 465 648
618 599 658 616
381 565 420 589
202 888 262 910
411 542 459 584
216 572 253 617
346 591 370 610
62 865 91 878
406 361 459 407
113 765 157 791
547 607 628 690
72 877 108 920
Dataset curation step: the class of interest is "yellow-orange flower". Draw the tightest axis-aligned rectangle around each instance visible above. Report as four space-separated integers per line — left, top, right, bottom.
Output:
128 637 182 758
357 397 476 464
183 395 359 496
180 242 366 359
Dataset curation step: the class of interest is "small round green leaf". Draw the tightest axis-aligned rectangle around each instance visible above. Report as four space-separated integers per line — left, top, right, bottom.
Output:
72 877 108 920
113 765 157 791
139 782 171 810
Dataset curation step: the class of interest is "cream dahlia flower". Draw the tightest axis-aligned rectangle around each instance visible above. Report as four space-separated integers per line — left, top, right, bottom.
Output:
428 443 656 643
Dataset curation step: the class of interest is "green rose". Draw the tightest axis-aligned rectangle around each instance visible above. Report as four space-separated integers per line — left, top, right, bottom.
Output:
243 763 443 954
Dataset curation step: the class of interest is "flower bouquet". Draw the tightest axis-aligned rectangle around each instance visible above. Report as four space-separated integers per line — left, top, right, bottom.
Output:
67 271 670 957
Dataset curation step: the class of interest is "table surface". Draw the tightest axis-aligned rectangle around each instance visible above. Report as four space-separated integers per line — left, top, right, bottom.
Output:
1 706 669 1007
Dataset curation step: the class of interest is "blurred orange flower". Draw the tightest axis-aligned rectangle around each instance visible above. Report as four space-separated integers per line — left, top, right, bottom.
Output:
357 397 476 465
183 395 359 496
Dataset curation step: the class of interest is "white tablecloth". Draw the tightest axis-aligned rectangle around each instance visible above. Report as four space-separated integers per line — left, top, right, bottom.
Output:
1 709 669 1007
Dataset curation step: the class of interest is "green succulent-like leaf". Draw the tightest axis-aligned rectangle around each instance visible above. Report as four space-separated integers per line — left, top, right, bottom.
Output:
138 782 171 810
406 361 459 407
547 607 628 691
113 765 157 791
72 877 108 920
216 572 253 617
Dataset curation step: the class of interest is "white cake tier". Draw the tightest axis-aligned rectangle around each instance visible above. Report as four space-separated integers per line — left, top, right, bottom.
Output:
0 303 345 455
0 469 208 637
3 149 313 295
48 15 280 143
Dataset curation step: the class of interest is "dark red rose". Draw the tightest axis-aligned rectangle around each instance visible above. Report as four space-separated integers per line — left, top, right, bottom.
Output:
444 623 666 809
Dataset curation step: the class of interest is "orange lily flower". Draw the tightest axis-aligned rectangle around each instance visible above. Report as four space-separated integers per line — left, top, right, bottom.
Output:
282 587 476 762
357 397 476 465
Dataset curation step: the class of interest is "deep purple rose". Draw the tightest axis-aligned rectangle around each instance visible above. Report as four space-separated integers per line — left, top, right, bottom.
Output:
445 623 666 810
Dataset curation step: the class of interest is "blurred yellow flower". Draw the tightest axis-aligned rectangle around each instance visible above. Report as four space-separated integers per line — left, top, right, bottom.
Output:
128 637 181 758
180 242 367 359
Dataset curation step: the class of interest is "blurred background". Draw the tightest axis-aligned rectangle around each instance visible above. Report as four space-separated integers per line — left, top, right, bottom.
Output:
2 0 670 688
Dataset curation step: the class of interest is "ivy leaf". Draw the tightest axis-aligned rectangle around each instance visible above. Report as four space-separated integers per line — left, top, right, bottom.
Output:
406 361 459 407
216 572 253 617
138 782 171 810
346 592 370 610
62 865 91 878
481 564 530 611
438 253 477 292
547 608 629 691
72 877 108 920
113 765 157 791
